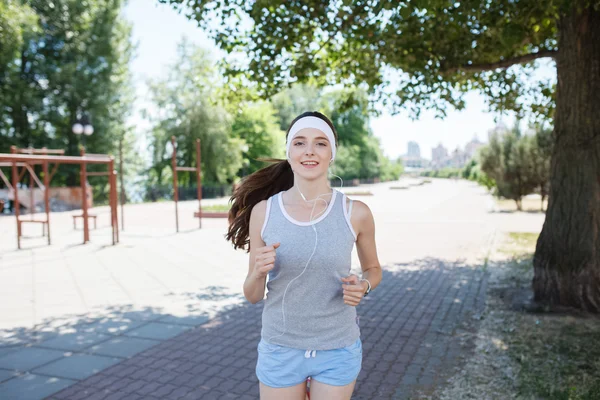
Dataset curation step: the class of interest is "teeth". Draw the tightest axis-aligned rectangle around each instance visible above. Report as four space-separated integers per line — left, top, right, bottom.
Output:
302 162 318 165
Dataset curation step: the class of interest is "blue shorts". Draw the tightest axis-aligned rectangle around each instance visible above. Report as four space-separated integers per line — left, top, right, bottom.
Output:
256 338 362 388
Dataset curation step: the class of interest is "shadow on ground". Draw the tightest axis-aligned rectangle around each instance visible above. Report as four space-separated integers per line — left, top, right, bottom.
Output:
1 259 488 400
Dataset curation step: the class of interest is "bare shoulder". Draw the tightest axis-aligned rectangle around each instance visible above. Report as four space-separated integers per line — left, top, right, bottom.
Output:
348 199 375 238
351 200 374 222
250 199 268 226
249 200 268 250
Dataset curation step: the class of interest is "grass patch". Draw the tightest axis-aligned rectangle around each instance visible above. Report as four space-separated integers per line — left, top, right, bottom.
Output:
509 314 600 399
498 232 539 257
497 233 600 400
344 191 373 196
496 197 548 212
201 204 230 212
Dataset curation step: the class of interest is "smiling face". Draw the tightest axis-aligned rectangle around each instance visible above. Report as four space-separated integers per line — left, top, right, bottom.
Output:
288 128 334 179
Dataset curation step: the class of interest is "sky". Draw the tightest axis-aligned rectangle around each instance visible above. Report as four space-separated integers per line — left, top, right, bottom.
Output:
123 0 556 161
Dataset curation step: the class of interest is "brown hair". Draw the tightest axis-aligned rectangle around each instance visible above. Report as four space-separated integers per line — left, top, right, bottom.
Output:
226 111 338 251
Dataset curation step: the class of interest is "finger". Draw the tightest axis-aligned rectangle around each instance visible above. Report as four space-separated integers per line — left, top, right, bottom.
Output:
256 254 272 264
260 264 274 274
259 252 276 261
264 256 275 265
341 275 359 284
261 245 274 253
343 284 365 292
272 242 281 249
344 292 363 300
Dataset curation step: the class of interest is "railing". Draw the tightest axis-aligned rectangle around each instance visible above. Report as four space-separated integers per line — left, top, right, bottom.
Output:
145 184 233 202
145 177 389 202
330 177 382 187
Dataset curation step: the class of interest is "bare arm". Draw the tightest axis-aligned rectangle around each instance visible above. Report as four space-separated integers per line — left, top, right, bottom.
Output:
243 200 280 304
354 200 382 292
341 200 382 306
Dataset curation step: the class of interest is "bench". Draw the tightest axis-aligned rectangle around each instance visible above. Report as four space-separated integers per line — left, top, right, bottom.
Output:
73 214 97 230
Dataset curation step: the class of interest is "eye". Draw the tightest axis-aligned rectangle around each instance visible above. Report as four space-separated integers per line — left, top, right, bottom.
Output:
293 141 305 146
317 142 328 147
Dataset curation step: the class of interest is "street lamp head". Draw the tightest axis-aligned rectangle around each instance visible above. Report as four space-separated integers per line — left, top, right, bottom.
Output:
83 124 94 136
72 123 84 135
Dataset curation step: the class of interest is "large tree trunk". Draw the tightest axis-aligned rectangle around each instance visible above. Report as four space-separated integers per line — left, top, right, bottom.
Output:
532 3 600 312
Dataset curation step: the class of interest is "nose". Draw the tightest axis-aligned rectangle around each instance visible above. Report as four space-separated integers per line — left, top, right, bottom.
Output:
304 144 315 156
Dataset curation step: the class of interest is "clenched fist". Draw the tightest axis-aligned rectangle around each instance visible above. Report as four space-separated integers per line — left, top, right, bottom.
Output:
341 274 368 306
252 242 280 280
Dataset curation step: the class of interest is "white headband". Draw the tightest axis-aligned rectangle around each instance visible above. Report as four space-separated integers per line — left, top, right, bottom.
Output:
286 116 336 161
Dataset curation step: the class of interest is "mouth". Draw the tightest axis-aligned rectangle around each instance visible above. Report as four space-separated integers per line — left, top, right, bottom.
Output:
300 161 319 169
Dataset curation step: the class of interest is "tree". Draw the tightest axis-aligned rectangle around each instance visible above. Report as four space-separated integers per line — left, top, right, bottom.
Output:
144 40 243 187
320 88 372 148
270 84 322 131
502 133 538 210
320 88 394 179
231 100 285 176
463 156 496 191
0 0 134 187
330 144 361 180
160 0 600 311
0 1 39 150
480 131 539 210
530 127 553 211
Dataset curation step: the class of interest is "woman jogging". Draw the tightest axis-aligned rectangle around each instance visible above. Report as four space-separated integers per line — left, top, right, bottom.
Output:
227 111 382 400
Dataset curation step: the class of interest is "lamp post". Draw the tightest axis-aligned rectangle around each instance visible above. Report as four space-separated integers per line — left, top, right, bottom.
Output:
72 114 94 151
72 114 93 244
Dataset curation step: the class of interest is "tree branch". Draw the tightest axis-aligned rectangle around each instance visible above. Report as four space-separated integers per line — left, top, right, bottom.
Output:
443 50 558 74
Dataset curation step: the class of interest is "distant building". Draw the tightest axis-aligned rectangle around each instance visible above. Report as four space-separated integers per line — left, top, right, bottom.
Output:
487 121 508 141
407 141 421 158
401 141 429 169
431 143 448 167
465 135 485 159
430 135 485 170
402 156 429 169
448 147 469 168
400 141 430 170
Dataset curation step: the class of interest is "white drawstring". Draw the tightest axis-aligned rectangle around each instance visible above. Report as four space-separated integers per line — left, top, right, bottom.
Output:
304 350 317 358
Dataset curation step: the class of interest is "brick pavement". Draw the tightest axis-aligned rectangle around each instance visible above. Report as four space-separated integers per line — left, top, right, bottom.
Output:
48 260 488 400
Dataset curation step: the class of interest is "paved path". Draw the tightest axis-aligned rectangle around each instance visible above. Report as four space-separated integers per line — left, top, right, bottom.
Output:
48 265 487 400
0 178 545 399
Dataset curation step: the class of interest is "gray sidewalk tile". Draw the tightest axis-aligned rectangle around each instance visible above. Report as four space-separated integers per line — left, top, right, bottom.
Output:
158 314 209 326
123 322 190 340
0 374 75 400
0 331 56 348
0 346 21 358
31 353 121 380
37 332 110 351
87 336 160 358
0 347 64 371
0 368 16 383
120 311 167 322
78 319 147 335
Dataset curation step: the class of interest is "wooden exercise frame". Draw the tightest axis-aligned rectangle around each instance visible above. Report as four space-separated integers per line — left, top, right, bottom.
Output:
170 136 228 233
0 148 119 249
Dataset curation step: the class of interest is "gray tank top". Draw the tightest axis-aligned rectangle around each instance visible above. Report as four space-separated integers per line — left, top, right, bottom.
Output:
260 189 360 350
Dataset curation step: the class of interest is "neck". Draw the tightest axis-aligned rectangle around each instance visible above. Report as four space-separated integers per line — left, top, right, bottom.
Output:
291 176 332 203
